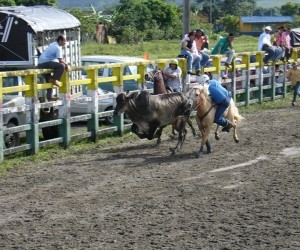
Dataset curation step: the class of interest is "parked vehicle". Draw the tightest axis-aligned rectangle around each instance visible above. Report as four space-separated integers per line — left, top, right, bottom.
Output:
70 86 117 125
81 55 155 92
2 76 26 148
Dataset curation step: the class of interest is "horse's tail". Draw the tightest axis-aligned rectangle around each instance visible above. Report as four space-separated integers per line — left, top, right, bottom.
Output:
233 106 244 123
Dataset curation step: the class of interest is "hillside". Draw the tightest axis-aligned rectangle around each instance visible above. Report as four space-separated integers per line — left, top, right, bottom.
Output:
256 0 300 8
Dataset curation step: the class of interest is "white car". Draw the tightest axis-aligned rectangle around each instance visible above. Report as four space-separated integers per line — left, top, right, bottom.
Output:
70 86 117 125
81 55 154 92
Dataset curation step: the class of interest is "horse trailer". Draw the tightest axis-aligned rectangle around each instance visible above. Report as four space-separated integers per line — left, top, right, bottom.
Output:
0 5 82 147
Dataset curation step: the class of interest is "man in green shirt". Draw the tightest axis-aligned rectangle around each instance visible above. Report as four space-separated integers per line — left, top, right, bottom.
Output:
211 33 235 69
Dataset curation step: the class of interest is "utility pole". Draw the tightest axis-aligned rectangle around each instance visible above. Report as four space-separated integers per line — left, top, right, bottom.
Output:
210 0 212 24
183 0 190 36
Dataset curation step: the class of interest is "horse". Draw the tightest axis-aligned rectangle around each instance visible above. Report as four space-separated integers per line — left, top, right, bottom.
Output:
145 68 196 137
145 68 172 94
185 85 243 158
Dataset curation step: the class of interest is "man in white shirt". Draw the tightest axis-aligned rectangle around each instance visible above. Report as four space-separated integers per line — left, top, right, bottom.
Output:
163 59 182 92
38 34 69 101
258 26 283 64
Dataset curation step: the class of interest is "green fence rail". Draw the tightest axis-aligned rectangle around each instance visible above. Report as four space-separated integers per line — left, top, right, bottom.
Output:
0 49 299 163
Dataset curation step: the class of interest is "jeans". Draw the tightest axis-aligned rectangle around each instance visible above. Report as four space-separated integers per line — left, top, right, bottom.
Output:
38 61 65 99
214 92 232 127
292 82 300 102
262 44 282 63
224 49 235 64
199 52 210 67
180 49 201 72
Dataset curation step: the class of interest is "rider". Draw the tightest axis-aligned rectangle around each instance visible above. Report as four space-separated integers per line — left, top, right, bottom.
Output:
197 74 234 132
163 59 182 92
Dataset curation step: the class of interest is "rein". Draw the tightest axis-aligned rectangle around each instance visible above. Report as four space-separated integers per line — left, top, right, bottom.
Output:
194 92 217 121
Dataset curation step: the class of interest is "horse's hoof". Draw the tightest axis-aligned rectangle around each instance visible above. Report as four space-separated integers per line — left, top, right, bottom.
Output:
215 135 220 140
207 150 212 154
195 152 203 158
234 138 239 143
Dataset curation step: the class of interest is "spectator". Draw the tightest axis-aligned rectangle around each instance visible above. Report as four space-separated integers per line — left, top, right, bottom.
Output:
286 62 300 106
211 33 235 69
198 74 234 132
282 28 293 62
163 59 182 92
258 26 283 64
275 26 286 61
195 29 210 68
38 34 69 101
180 31 201 75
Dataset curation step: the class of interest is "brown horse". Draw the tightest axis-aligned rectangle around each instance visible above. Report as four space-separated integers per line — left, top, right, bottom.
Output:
145 68 172 94
186 85 243 158
145 68 196 137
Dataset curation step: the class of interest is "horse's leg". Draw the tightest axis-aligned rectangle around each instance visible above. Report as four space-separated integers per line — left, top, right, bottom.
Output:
170 117 187 155
187 117 196 136
232 121 239 143
215 125 220 140
196 125 211 158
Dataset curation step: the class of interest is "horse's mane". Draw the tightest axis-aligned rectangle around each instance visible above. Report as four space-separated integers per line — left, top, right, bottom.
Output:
191 84 210 97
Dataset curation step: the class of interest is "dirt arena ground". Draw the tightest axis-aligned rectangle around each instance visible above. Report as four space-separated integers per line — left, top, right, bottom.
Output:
0 106 299 249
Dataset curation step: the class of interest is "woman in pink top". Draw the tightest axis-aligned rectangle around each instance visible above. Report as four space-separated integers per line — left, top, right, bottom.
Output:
282 28 293 62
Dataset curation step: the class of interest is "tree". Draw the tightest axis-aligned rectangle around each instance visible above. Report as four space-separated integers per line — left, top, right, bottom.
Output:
113 0 182 43
14 0 57 6
281 2 300 16
0 0 15 5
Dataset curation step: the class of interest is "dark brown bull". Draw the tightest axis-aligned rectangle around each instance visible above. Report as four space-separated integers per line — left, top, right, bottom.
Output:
145 68 196 137
113 90 192 154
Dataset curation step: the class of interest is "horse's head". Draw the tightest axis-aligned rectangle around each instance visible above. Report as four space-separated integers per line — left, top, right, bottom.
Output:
183 86 208 113
145 69 163 82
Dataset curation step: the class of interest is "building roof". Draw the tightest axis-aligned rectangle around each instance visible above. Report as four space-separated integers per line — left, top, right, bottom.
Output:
0 5 80 33
240 16 293 23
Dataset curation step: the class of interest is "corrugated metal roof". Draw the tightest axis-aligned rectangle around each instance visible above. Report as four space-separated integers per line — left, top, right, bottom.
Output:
0 5 80 33
241 16 293 23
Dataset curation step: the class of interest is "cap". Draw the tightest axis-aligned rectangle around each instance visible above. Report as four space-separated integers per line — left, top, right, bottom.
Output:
264 26 272 31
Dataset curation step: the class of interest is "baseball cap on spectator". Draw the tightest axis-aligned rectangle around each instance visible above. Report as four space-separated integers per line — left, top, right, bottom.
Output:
264 26 272 31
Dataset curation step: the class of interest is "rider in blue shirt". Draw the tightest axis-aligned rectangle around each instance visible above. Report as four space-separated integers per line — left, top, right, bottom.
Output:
198 75 234 132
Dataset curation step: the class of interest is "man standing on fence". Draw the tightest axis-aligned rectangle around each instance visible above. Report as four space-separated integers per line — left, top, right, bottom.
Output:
38 34 69 101
286 62 300 106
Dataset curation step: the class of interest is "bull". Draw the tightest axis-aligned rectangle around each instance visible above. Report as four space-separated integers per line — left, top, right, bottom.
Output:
113 91 193 154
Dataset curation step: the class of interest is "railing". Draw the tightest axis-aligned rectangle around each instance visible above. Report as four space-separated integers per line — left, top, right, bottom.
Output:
0 49 299 163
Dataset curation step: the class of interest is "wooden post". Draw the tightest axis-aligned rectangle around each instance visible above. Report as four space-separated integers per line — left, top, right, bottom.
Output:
25 73 39 155
112 66 123 93
211 55 221 80
137 64 146 90
87 68 99 143
242 53 250 105
58 71 71 148
256 52 264 103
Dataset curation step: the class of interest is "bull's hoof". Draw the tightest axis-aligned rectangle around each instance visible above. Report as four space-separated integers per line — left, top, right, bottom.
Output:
207 149 212 154
169 148 178 155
